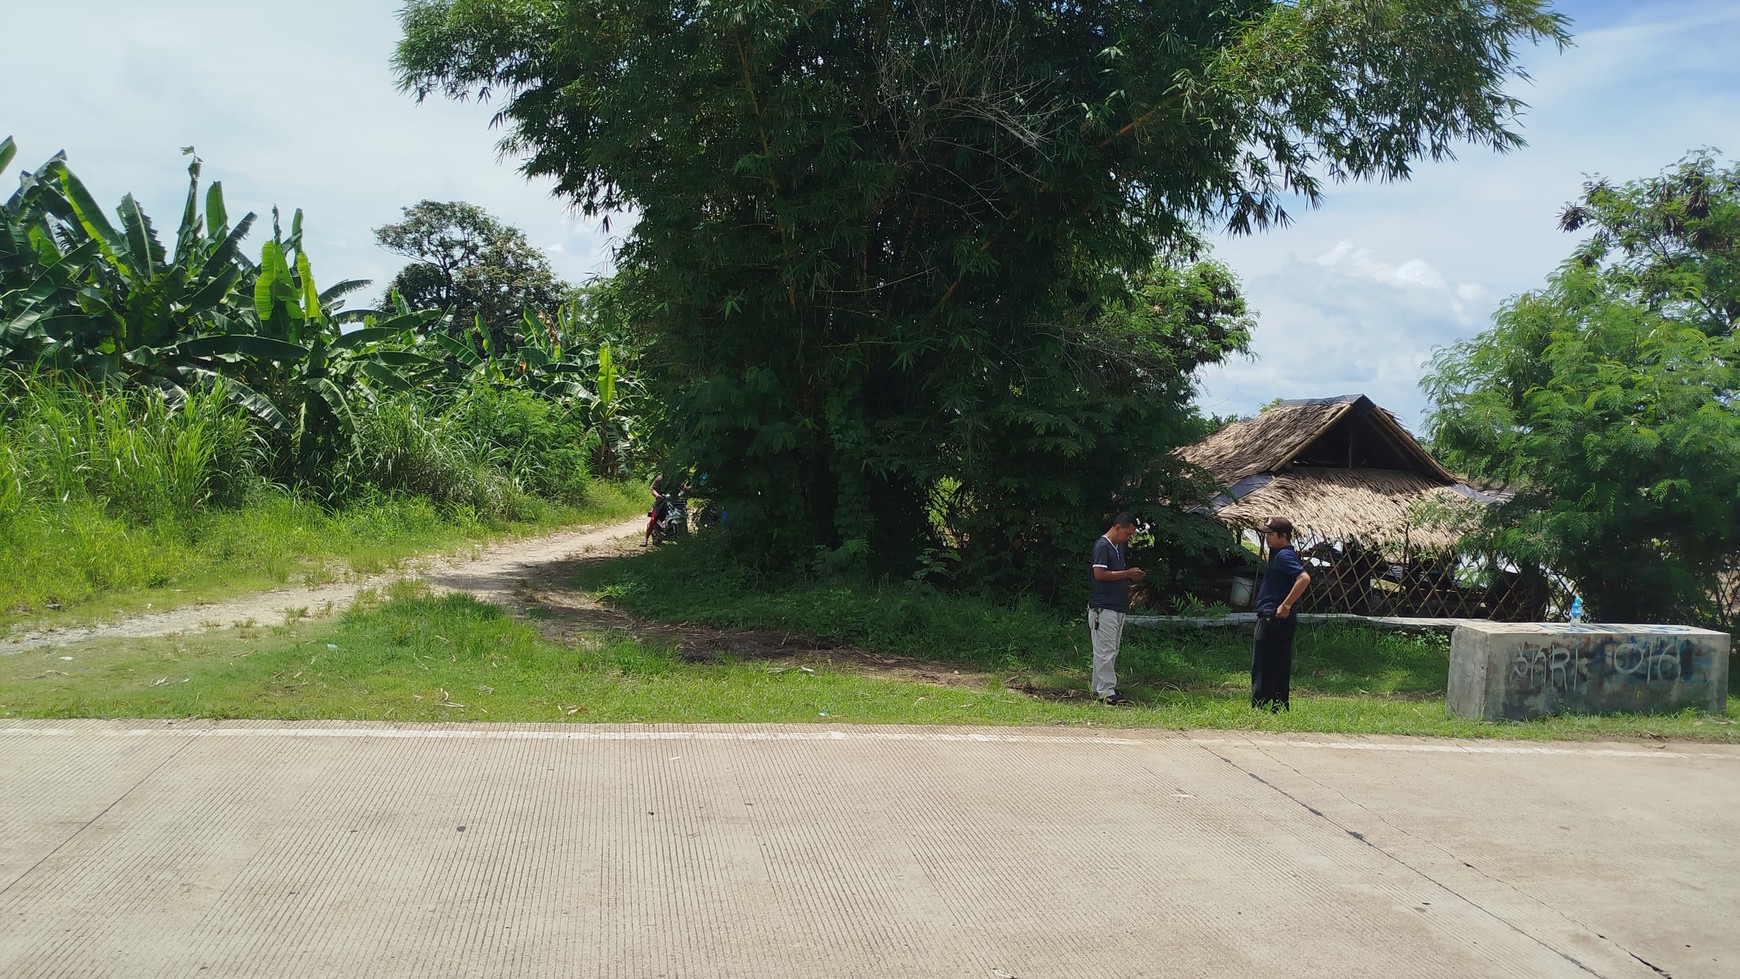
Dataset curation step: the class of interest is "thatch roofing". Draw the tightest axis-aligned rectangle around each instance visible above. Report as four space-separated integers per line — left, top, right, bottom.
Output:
1214 469 1472 549
1177 395 1493 551
1180 395 1457 485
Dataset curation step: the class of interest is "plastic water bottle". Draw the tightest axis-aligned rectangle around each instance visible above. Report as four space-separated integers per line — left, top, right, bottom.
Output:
1568 596 1584 624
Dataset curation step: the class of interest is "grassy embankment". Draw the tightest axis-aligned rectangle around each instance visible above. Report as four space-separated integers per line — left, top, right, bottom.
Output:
1 484 646 632
5 542 1733 741
1 371 646 631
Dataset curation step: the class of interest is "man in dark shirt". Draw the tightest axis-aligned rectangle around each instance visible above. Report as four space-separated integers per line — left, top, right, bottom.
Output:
1089 512 1145 705
1252 516 1311 711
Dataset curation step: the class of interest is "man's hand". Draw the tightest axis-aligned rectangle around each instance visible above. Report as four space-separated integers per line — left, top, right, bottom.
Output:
1127 567 1146 582
1276 603 1291 619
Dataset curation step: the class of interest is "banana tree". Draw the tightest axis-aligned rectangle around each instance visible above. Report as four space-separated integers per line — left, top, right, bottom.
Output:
424 304 646 476
2 146 253 377
242 232 445 480
2 137 101 365
2 138 445 483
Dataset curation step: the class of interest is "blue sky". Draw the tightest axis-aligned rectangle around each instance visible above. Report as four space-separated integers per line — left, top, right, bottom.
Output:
7 1 1738 433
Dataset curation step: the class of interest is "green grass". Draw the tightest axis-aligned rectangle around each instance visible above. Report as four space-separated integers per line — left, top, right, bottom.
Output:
0 481 647 631
572 543 1460 684
2 368 649 630
4 579 1733 741
553 542 1740 740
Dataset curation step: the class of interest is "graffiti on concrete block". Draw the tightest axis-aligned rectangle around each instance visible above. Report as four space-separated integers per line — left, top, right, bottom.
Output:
1606 640 1684 682
1509 635 1702 695
1454 623 1728 720
1511 645 1588 692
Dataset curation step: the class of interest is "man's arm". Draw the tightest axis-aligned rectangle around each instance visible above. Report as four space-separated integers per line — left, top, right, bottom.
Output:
1277 571 1311 618
1093 566 1145 582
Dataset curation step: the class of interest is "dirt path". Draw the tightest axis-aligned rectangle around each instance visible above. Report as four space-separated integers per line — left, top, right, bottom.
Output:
0 515 1002 692
0 517 648 655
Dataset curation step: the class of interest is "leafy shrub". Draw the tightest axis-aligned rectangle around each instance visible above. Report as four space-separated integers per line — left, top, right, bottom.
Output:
443 385 596 502
337 393 529 520
1 371 258 523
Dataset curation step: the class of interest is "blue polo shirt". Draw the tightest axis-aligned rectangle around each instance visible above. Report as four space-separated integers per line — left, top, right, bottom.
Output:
1255 545 1306 615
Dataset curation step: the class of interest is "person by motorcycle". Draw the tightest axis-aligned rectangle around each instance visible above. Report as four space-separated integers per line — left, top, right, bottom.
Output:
646 476 689 544
644 475 668 547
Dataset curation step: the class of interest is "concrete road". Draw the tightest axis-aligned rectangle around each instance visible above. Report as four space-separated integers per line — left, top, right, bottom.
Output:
2 721 1735 979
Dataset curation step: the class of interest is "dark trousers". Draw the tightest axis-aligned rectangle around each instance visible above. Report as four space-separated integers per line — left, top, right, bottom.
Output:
1251 613 1297 711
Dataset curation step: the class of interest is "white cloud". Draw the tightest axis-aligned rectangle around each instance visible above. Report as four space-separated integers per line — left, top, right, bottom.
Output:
1198 2 1740 433
1308 242 1484 323
1196 252 1478 433
3 1 620 305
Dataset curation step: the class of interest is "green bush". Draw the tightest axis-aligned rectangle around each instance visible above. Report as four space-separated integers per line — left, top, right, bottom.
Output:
1 371 258 523
444 385 596 502
337 393 531 520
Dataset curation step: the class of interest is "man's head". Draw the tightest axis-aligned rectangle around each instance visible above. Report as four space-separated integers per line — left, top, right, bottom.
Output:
1107 512 1138 545
1257 516 1294 546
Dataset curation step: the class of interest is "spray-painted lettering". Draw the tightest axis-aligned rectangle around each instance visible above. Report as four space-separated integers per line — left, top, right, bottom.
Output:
1510 636 1700 694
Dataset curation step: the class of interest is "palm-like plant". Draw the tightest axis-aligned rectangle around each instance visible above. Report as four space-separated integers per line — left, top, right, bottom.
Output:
1 138 446 483
424 304 647 477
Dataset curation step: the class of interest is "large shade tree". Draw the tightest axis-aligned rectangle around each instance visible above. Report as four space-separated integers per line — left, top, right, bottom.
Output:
375 200 567 350
1424 152 1740 626
396 0 1568 591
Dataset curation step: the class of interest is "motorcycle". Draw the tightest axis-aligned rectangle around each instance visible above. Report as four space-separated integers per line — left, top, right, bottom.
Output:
648 487 688 544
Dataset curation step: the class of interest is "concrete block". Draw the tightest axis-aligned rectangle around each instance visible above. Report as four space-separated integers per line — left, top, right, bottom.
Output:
1448 622 1731 721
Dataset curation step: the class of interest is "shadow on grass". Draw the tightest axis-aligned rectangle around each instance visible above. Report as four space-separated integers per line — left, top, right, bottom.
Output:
567 542 1455 698
1118 625 1451 698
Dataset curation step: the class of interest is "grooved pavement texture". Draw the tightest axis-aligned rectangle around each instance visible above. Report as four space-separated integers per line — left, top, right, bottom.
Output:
2 721 1735 978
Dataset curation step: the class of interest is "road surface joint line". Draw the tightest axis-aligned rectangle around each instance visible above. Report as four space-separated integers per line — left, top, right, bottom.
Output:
1253 741 1657 971
1200 740 1618 979
0 733 196 899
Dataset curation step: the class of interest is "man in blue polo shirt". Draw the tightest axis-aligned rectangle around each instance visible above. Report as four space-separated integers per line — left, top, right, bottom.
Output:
1252 515 1312 711
1089 512 1145 705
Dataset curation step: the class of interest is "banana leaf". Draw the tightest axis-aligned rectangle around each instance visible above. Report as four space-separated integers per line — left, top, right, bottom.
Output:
205 181 228 238
175 152 201 262
433 330 483 366
182 264 243 313
54 166 125 267
198 213 256 280
296 250 320 320
116 194 166 276
364 349 437 369
312 375 355 435
318 278 370 305
369 309 443 335
170 334 308 361
329 326 412 350
355 359 418 391
187 367 291 433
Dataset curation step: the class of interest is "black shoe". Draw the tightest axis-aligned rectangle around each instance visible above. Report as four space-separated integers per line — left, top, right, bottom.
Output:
1098 693 1132 706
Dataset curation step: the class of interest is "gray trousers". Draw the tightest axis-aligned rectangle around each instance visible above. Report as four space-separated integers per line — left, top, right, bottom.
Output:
1089 607 1127 699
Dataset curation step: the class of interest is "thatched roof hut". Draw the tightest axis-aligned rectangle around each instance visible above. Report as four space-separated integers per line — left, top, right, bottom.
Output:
1178 395 1499 552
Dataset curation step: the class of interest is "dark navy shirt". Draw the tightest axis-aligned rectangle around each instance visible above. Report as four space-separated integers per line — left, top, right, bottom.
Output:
1090 535 1129 612
1255 544 1306 615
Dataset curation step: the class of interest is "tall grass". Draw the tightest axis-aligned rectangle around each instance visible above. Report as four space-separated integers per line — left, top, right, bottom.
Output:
334 386 599 519
443 384 598 503
1 370 257 523
338 394 528 519
0 370 645 625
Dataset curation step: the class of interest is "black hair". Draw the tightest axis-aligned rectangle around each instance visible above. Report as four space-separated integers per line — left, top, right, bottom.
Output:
1111 511 1137 527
